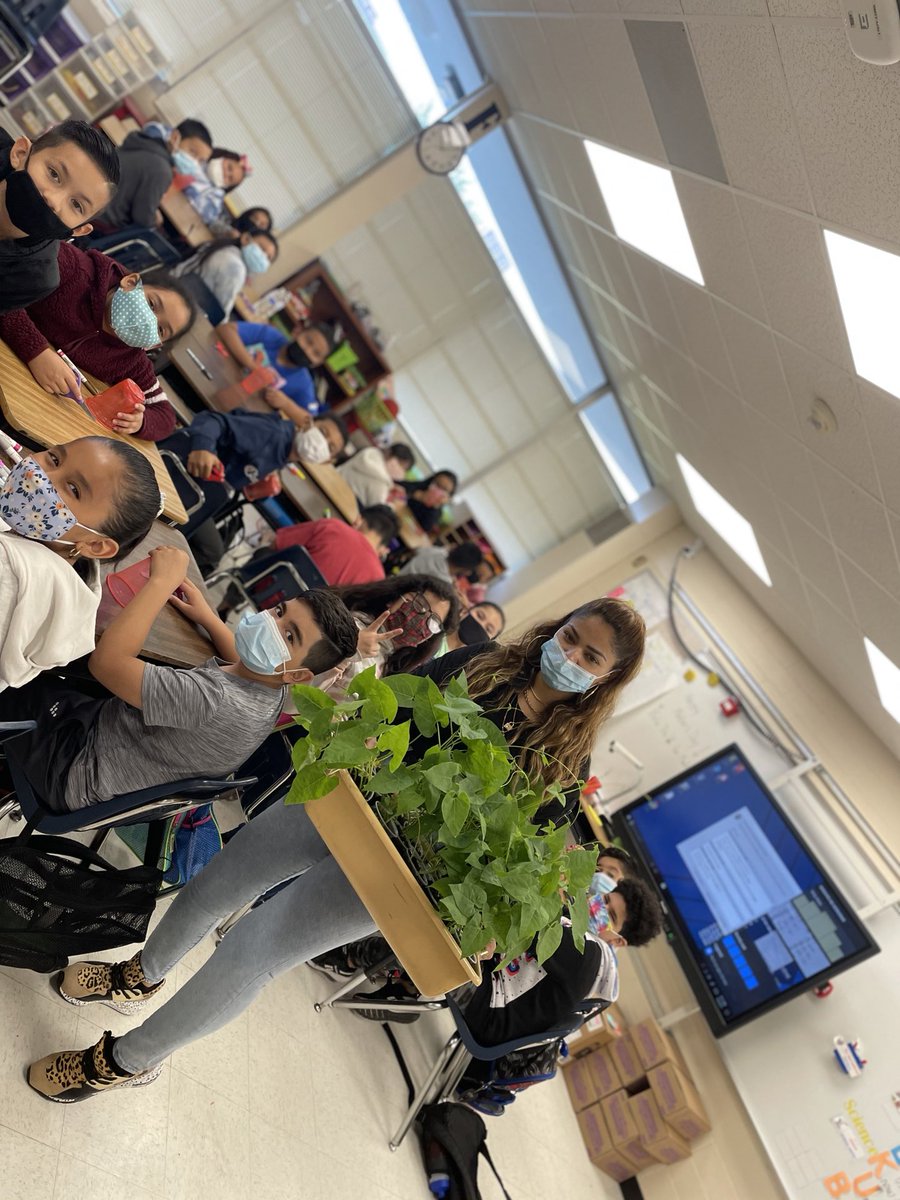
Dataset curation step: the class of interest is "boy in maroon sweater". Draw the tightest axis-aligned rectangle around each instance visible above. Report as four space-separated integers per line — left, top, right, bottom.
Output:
0 242 195 441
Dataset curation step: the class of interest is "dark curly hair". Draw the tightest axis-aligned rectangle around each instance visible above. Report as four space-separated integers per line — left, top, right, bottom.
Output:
615 877 664 948
597 843 640 879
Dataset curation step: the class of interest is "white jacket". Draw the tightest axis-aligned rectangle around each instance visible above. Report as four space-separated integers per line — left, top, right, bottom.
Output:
336 448 392 508
0 527 101 691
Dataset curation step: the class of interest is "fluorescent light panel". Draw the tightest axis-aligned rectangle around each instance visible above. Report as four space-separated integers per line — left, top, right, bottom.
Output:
676 454 771 586
584 140 704 285
864 637 900 725
824 229 900 400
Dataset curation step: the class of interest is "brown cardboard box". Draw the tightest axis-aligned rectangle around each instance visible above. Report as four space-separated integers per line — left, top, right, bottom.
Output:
566 1003 626 1057
631 1017 680 1072
562 1055 597 1111
608 1031 648 1093
584 1046 622 1100
600 1089 660 1171
576 1106 640 1183
649 1062 712 1141
631 1090 692 1164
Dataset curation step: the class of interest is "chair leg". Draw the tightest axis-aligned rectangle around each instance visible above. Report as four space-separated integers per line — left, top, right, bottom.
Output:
14 817 37 845
214 901 254 944
389 1034 462 1152
0 797 19 822
89 828 108 854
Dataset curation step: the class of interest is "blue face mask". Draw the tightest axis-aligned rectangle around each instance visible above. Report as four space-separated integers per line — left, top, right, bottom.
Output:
540 634 600 694
109 281 160 350
240 240 270 275
234 610 291 676
171 148 201 176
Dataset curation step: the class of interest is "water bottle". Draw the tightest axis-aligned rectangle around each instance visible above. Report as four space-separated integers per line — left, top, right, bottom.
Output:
428 1172 451 1198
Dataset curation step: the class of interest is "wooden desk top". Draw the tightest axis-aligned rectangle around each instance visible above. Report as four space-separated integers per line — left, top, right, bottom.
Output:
167 315 271 416
301 460 359 523
393 504 430 550
95 521 214 668
0 341 188 525
160 186 213 247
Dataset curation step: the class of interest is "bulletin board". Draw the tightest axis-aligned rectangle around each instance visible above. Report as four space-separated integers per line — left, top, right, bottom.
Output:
593 569 900 1200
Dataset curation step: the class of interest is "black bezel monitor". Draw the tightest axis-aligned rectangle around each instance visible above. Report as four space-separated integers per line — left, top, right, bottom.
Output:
612 744 879 1036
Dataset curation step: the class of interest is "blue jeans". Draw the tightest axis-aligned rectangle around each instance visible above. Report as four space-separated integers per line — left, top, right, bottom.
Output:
114 801 375 1074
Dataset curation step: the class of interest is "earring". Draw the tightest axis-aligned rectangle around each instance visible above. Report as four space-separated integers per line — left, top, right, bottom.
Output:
67 544 80 559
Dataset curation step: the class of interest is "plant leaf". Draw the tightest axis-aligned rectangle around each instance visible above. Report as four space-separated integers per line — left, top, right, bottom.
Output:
536 920 564 965
425 761 461 792
377 719 410 771
285 763 339 805
566 845 599 893
384 672 425 708
441 789 470 837
351 665 399 722
290 684 335 724
366 763 415 795
321 722 380 767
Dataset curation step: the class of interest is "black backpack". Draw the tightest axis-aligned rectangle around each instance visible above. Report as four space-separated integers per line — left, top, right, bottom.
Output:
0 835 161 973
419 1102 513 1200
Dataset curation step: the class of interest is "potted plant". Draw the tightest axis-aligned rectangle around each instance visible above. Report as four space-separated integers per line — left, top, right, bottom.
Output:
286 667 597 990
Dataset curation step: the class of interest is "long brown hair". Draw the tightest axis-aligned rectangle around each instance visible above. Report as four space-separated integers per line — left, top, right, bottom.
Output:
463 597 646 787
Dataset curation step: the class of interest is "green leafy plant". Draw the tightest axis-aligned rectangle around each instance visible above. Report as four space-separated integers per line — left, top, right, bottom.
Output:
286 667 596 964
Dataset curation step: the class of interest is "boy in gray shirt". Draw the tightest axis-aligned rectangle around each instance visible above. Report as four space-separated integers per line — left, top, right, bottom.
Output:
2 545 358 812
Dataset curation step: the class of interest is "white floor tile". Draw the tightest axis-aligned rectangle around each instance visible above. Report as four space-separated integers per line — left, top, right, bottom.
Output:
249 1114 320 1200
53 1151 159 1200
0 1123 58 1200
165 1068 251 1200
170 964 250 1109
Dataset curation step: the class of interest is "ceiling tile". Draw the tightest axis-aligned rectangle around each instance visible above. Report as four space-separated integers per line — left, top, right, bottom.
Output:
541 17 614 146
664 274 737 389
757 422 829 533
687 21 812 210
775 23 900 246
858 380 900 517
616 0 682 13
812 458 900 595
578 17 666 160
775 336 879 499
592 227 643 315
674 176 766 321
738 198 853 371
839 555 900 667
779 505 852 614
619 247 684 349
716 303 798 434
806 583 872 696
683 0 767 16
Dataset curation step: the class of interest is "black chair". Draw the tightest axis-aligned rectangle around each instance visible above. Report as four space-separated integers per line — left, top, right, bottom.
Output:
86 228 183 274
206 544 327 611
177 273 226 328
0 722 257 856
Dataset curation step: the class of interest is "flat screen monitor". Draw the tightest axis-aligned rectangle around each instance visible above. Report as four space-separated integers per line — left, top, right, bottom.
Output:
613 744 879 1035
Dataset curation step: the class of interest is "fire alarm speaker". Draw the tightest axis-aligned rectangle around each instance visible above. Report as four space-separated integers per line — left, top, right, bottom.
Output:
843 0 900 64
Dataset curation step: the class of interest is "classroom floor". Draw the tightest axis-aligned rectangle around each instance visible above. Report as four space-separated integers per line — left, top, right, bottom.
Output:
0 806 623 1200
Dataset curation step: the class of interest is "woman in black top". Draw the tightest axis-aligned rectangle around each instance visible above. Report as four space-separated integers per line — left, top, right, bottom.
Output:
403 469 457 534
28 597 647 1103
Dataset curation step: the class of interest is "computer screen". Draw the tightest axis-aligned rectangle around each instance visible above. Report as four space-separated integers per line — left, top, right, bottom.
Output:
614 744 879 1035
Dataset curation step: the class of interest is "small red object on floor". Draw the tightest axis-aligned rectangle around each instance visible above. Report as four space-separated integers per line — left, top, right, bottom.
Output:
719 696 740 718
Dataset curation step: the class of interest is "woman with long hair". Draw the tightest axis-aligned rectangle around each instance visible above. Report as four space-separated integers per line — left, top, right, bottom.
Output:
402 469 457 534
27 597 646 1103
175 228 277 322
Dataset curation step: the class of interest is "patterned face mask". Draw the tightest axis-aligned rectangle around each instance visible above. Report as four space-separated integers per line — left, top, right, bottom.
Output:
383 594 443 649
109 281 161 349
587 872 617 938
0 458 101 544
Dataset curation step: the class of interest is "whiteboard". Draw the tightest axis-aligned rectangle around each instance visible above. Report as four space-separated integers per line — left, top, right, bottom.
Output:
592 570 900 1200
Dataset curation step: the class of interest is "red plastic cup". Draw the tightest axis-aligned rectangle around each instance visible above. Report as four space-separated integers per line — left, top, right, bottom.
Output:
106 556 187 607
85 379 143 431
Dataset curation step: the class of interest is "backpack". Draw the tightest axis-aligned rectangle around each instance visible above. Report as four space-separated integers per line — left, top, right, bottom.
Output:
161 805 223 889
0 835 161 973
419 1102 513 1200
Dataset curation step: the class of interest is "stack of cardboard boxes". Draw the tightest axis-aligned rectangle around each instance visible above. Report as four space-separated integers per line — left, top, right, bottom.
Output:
562 1013 711 1182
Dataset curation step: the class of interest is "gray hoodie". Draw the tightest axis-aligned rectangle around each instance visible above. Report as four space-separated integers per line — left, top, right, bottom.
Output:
98 129 173 231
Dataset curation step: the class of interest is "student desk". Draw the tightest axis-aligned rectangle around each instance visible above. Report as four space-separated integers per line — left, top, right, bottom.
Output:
281 462 359 525
393 504 431 550
0 340 188 526
95 521 214 668
167 315 272 415
159 186 213 248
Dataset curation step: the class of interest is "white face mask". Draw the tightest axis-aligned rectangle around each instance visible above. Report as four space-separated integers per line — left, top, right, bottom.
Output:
205 158 227 188
294 426 331 464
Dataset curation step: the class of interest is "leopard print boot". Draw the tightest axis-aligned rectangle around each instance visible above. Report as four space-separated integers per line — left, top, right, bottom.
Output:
27 1030 162 1103
55 951 166 1014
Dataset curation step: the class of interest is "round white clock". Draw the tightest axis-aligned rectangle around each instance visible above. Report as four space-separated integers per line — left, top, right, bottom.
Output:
415 120 471 176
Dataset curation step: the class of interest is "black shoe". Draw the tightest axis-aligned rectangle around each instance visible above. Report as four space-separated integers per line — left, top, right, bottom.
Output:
350 980 422 1024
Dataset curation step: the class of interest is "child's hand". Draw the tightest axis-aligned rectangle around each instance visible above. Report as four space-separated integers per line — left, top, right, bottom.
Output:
148 545 189 591
356 611 402 658
29 348 82 399
168 577 214 621
187 450 223 480
112 402 145 435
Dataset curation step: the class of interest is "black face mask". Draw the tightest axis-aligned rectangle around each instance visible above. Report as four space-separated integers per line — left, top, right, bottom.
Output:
458 614 490 645
284 341 314 369
4 162 77 241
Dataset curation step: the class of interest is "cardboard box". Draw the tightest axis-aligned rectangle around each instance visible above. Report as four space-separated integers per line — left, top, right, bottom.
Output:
566 1003 626 1057
576 1106 639 1183
562 1055 597 1111
649 1061 712 1141
608 1031 648 1093
584 1046 622 1100
600 1088 659 1171
631 1017 680 1072
631 1090 692 1164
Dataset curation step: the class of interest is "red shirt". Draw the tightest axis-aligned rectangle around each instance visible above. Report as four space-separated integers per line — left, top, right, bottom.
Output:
274 518 385 586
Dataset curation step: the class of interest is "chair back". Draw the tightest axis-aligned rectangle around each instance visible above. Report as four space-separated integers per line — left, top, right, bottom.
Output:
177 272 226 327
447 993 588 1062
235 731 294 819
88 228 183 273
240 545 327 609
